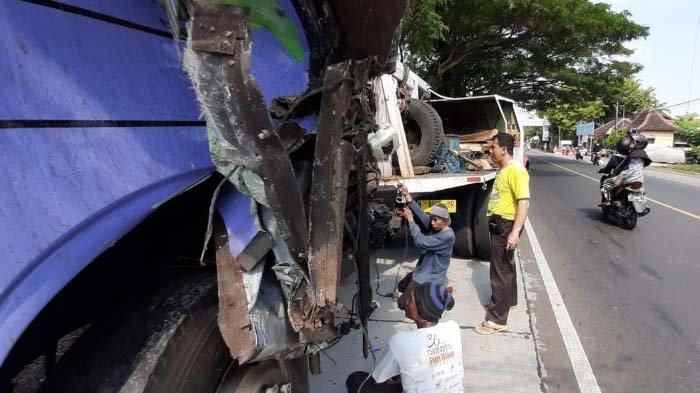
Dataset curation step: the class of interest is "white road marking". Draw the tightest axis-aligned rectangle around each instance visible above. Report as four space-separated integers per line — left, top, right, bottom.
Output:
533 156 700 221
524 218 603 393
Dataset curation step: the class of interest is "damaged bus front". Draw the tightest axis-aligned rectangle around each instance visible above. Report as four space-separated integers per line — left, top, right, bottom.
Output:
181 0 408 367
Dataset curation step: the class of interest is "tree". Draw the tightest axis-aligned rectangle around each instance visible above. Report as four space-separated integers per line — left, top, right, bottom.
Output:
602 130 627 150
402 0 649 110
541 98 606 140
605 78 659 118
676 116 700 146
524 126 542 139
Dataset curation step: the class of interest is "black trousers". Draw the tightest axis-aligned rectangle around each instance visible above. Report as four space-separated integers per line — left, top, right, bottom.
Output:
485 216 518 325
346 372 403 393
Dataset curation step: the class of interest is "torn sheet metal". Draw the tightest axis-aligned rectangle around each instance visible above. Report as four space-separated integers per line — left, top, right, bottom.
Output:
214 219 302 363
214 217 258 363
215 182 259 259
184 2 308 269
248 266 305 361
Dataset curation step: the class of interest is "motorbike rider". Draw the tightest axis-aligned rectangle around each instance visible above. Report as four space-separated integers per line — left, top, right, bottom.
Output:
598 131 652 207
592 142 603 164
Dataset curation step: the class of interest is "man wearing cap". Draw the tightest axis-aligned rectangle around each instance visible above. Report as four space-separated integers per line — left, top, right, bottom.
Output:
346 282 464 393
395 186 455 310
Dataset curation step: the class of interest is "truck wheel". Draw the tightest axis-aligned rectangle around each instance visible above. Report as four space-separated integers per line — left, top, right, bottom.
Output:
453 190 475 258
403 99 444 166
473 183 493 260
49 274 298 393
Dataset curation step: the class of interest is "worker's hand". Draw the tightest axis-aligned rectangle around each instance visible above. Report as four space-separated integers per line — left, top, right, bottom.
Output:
400 185 413 202
506 231 519 250
397 207 414 222
614 177 623 187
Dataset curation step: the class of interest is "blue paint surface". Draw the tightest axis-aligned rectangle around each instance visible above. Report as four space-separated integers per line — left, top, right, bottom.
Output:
0 1 200 121
216 184 258 258
58 0 173 31
0 0 317 367
250 0 309 104
0 128 213 362
248 0 316 131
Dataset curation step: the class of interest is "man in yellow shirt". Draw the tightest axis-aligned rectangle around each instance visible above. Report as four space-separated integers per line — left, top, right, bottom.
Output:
475 133 530 335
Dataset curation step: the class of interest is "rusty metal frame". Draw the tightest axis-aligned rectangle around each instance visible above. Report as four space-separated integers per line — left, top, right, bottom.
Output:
187 2 308 268
185 0 406 363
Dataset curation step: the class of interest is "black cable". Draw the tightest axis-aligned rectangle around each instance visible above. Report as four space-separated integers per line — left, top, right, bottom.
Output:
375 219 410 299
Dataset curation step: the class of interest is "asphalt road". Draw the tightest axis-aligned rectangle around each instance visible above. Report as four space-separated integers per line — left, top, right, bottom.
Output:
525 151 700 393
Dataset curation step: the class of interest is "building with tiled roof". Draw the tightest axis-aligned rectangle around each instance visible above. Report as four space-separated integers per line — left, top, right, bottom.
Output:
629 108 678 146
593 118 633 139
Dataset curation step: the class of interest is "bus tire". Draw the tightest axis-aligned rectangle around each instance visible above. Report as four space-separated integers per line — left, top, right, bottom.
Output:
49 274 300 393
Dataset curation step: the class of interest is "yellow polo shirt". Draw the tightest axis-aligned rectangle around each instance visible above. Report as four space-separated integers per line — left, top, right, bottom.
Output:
487 160 530 221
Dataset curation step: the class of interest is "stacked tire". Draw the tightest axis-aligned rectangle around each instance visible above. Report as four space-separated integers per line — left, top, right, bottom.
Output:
403 99 444 167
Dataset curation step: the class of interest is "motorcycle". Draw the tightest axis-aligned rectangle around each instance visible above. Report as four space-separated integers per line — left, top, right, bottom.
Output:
599 175 650 229
591 151 602 166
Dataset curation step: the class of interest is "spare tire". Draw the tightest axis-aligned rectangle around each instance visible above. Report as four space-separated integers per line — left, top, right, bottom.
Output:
403 99 444 166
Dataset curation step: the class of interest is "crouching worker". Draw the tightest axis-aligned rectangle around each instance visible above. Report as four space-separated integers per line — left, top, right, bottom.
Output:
346 282 464 393
395 186 455 309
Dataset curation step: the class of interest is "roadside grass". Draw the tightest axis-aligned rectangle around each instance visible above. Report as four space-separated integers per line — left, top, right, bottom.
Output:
672 164 700 173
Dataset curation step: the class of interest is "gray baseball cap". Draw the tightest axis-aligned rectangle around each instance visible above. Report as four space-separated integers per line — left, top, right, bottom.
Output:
429 205 450 222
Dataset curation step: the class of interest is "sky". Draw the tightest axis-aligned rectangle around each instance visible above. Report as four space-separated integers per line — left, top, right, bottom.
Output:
603 0 700 116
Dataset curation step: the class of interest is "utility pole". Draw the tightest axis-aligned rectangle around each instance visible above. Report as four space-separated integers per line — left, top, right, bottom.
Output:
615 101 619 130
689 16 700 115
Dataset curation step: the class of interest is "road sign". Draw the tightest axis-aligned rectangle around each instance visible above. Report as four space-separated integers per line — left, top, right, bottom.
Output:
542 128 550 141
576 122 595 136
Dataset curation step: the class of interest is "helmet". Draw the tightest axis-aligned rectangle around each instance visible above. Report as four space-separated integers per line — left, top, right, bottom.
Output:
631 133 648 150
616 135 632 154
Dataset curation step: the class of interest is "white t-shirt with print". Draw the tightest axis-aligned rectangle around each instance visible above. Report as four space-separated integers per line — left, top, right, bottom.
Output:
372 320 464 393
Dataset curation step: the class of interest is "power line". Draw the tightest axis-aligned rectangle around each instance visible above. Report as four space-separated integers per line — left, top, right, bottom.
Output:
659 97 700 111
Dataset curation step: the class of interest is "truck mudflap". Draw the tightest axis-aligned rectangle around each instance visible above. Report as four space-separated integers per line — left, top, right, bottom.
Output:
182 0 406 364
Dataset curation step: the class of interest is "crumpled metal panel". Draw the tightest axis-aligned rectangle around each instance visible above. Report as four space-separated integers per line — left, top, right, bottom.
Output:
185 2 308 267
214 217 258 363
184 2 308 361
214 217 303 364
